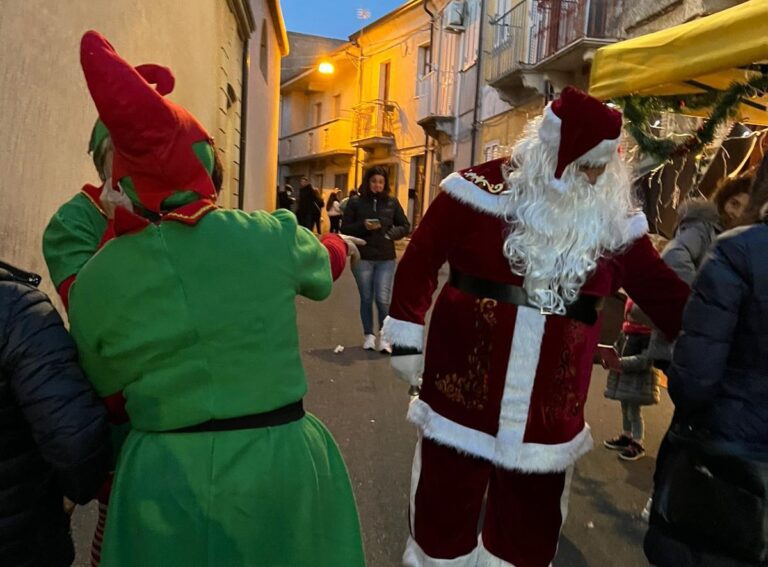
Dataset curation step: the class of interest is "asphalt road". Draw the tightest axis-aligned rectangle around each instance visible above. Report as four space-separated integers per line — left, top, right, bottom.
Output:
72 264 670 566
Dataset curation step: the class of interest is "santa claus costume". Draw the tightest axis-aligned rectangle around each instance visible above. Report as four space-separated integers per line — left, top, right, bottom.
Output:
382 87 690 567
51 31 365 567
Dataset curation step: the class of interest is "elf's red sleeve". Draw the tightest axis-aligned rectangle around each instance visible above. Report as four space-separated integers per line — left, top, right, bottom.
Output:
319 233 348 282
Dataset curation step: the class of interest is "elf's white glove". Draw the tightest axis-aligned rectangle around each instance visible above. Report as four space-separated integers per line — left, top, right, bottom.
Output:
340 235 366 269
391 353 424 387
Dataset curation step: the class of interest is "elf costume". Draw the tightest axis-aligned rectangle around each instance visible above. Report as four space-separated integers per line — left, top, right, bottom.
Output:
59 31 364 567
383 88 690 566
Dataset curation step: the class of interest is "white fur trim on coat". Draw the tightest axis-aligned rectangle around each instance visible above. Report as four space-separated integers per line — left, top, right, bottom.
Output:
626 212 649 243
440 172 507 218
382 316 424 349
407 398 594 473
403 536 479 567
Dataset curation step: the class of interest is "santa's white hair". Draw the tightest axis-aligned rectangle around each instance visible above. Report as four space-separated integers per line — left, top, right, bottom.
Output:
502 115 638 315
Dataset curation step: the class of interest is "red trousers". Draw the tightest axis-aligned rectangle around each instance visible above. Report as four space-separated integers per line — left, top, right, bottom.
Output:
406 437 571 567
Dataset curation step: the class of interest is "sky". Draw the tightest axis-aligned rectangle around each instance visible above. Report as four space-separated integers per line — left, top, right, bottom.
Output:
281 0 407 39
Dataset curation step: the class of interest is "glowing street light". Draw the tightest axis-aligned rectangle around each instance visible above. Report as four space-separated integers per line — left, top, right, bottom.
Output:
318 61 335 75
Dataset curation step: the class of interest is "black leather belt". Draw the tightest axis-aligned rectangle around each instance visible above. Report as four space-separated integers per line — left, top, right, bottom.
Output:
448 269 602 326
168 401 305 433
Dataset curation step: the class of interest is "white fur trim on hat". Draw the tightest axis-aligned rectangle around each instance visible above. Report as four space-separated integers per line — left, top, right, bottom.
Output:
440 172 506 218
382 316 424 349
538 105 561 147
576 136 621 166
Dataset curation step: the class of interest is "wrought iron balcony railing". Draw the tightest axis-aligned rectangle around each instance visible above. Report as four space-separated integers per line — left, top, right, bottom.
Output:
278 118 354 163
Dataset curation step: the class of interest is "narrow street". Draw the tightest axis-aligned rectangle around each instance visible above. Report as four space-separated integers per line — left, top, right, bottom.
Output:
72 264 670 567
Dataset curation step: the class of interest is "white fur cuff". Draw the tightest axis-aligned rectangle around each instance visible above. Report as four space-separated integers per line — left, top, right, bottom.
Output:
440 173 506 218
626 212 649 242
382 316 424 349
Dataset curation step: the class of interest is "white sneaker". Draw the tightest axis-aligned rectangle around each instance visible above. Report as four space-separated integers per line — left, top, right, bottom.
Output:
379 336 392 354
363 334 377 350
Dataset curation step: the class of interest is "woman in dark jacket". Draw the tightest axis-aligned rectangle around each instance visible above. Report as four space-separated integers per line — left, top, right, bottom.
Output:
0 260 110 567
644 210 768 566
341 166 410 352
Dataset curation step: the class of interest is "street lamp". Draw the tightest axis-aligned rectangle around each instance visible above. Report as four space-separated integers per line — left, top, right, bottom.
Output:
318 61 335 75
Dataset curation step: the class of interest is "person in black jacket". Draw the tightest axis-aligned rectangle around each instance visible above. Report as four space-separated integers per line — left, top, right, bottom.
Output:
295 176 323 231
644 205 768 566
341 166 410 352
0 260 110 567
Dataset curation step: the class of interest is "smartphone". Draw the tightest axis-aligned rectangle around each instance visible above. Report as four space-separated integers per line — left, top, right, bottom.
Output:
597 344 622 372
365 218 382 228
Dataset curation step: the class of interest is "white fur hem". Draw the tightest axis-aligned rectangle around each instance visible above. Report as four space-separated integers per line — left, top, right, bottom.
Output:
382 316 424 349
440 172 506 218
408 398 594 473
403 537 479 566
626 212 649 242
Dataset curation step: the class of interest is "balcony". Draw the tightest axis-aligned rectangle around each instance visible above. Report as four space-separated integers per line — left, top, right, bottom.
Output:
351 100 397 149
416 70 457 143
530 0 621 72
278 119 355 165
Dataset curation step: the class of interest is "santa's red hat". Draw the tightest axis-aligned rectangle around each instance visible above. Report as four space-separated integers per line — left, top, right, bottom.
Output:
538 86 622 192
80 31 216 212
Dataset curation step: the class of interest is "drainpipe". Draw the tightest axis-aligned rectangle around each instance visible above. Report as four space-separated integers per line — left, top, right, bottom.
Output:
420 0 435 219
469 0 486 166
238 37 249 210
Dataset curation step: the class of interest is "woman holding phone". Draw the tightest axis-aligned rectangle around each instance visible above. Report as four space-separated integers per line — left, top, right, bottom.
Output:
342 166 410 352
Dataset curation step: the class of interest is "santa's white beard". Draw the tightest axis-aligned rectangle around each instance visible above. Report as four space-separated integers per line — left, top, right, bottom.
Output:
502 143 636 315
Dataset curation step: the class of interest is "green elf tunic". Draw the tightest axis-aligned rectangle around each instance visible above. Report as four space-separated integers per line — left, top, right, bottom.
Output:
72 30 363 565
68 207 364 567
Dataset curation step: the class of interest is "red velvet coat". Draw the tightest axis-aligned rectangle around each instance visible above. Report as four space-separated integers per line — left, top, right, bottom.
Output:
383 159 690 472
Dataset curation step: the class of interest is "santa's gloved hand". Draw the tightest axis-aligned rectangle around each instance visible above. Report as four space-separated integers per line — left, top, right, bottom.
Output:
99 179 134 219
390 346 424 388
340 235 366 269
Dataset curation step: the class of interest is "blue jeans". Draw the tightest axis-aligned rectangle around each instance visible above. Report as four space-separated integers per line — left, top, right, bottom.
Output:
351 259 395 336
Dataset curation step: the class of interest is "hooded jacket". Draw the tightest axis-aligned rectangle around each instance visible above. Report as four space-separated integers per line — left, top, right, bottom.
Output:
648 199 721 363
0 262 110 567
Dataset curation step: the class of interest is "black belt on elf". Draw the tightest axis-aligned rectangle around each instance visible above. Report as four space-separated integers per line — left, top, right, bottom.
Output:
448 269 602 326
168 401 305 433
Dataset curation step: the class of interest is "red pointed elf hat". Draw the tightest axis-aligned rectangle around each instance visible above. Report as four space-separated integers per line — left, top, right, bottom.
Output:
80 31 216 212
538 86 622 192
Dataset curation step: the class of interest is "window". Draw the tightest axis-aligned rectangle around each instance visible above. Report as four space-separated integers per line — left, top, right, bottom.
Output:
332 95 342 119
417 44 431 79
314 102 323 126
379 61 391 101
461 0 481 69
313 174 324 190
259 20 268 81
334 173 349 192
484 140 502 162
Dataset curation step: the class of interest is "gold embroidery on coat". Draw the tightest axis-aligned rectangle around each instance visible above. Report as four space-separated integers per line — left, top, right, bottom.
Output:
434 298 496 410
544 321 587 423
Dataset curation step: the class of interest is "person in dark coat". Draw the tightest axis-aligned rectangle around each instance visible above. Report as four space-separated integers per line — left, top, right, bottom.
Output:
644 203 768 566
341 166 410 352
0 260 110 567
295 176 316 230
277 184 295 212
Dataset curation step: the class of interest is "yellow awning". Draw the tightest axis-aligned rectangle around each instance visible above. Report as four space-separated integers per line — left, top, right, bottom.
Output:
589 0 768 124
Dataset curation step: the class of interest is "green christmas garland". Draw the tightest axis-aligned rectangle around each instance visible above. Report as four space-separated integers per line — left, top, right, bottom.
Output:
615 72 768 162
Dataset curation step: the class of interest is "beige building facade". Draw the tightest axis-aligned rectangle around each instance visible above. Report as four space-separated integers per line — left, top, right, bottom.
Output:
1 0 287 301
278 0 432 226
